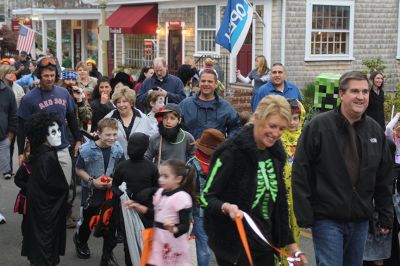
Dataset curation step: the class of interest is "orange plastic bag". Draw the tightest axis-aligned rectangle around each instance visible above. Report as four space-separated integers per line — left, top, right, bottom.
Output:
140 228 155 266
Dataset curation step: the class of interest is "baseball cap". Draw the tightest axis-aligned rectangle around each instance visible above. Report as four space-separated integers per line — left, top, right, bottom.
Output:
155 103 182 118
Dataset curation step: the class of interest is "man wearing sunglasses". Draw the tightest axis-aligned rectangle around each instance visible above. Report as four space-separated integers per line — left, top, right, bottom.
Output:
17 56 82 187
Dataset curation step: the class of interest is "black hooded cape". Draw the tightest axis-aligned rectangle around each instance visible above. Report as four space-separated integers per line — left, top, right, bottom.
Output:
22 144 69 266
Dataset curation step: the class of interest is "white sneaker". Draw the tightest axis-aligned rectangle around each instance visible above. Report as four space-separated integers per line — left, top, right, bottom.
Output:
0 212 6 224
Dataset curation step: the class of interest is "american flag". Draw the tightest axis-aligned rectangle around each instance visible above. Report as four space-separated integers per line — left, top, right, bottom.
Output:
16 26 35 53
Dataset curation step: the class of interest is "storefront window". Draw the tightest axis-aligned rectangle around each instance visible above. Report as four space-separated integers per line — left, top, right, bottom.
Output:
34 21 43 57
125 34 156 68
86 20 98 63
62 20 72 68
46 20 56 56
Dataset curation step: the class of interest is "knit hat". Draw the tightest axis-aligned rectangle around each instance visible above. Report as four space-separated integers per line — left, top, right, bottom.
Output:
193 128 225 155
86 59 96 66
62 70 78 80
110 72 134 89
155 103 182 119
0 58 12 65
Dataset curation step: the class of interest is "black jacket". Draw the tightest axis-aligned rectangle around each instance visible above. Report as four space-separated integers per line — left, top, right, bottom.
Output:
202 125 294 263
0 80 17 140
293 107 393 228
89 99 115 132
22 145 69 266
366 89 385 130
112 133 159 227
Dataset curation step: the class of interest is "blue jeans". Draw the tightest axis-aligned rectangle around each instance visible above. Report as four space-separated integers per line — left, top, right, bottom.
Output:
193 215 211 266
312 219 369 266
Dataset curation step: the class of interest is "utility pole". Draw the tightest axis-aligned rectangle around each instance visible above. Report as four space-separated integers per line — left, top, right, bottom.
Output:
99 0 109 76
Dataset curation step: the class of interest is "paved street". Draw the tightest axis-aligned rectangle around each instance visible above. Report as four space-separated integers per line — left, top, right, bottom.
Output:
0 146 316 266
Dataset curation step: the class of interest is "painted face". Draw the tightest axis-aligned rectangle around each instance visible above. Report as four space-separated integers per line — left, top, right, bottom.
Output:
46 122 62 147
339 79 369 123
144 68 154 79
158 165 181 191
199 73 217 98
288 113 300 132
99 81 112 95
373 74 384 88
96 127 118 147
253 113 288 149
115 96 133 115
40 68 56 90
271 65 286 87
154 63 167 80
162 112 180 128
152 96 165 112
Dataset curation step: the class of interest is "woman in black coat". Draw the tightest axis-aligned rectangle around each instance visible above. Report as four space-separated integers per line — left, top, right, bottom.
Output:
202 95 307 266
366 71 385 130
89 77 115 132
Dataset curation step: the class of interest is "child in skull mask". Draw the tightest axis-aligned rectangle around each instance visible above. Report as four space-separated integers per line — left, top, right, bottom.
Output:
145 103 195 165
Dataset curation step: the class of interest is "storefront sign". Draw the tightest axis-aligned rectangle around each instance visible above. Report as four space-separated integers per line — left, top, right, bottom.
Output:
109 27 122 34
168 20 182 28
12 17 32 32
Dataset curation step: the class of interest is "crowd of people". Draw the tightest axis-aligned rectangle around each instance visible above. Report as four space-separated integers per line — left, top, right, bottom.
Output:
0 49 399 266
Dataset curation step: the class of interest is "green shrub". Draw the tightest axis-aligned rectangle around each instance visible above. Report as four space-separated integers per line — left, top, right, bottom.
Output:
384 84 400 121
302 82 320 123
361 58 386 74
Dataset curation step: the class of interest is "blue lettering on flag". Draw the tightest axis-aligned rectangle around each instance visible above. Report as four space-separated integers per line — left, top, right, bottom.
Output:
215 0 253 56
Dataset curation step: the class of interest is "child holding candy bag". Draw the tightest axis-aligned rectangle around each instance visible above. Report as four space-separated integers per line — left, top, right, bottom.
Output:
74 117 125 265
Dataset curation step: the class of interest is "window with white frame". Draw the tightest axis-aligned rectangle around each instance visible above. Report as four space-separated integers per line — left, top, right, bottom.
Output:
305 0 354 60
197 5 216 53
125 34 156 68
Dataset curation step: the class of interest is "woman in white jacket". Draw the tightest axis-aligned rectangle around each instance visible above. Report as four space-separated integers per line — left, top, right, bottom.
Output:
105 86 156 158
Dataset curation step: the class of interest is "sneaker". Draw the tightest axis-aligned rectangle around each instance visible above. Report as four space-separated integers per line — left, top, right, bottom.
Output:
3 173 12 180
0 212 5 224
73 233 90 259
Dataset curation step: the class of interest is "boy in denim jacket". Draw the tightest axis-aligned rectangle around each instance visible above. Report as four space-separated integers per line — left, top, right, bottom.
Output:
73 118 124 266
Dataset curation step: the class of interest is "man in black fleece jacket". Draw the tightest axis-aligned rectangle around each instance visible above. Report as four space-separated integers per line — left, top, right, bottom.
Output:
293 71 393 266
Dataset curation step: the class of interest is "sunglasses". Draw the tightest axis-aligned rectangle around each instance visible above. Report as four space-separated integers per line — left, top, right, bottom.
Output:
39 57 56 67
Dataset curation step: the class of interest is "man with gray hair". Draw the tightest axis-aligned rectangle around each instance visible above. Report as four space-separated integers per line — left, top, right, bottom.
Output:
292 71 393 266
137 57 186 110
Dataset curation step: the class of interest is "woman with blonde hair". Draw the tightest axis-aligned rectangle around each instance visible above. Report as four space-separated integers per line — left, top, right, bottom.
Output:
76 61 97 100
202 95 307 266
105 86 156 157
236 55 271 110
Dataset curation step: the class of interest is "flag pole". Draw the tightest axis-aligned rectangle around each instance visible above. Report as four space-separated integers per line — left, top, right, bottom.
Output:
243 0 265 27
